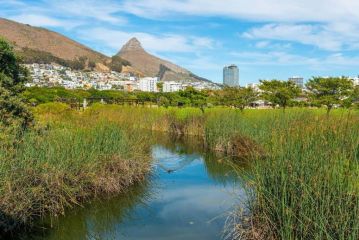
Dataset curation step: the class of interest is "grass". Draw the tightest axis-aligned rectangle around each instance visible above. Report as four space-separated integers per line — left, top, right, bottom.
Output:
0 104 152 233
76 105 359 239
245 112 359 240
1 103 358 240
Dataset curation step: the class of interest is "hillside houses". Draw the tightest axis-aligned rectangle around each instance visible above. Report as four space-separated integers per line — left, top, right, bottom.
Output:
23 63 220 92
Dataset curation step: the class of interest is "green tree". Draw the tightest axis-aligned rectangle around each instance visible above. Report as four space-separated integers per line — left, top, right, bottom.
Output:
88 60 96 70
0 38 33 134
306 77 354 115
156 82 163 92
259 80 301 110
179 87 208 112
353 86 359 109
221 87 258 111
110 56 131 73
157 96 170 107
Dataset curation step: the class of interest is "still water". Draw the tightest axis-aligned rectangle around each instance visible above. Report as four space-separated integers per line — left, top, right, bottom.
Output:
30 136 245 240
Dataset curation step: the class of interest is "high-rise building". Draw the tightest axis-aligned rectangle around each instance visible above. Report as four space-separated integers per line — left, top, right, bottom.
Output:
288 76 304 89
223 64 239 87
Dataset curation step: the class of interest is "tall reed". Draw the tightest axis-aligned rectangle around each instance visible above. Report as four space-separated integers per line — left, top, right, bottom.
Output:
2 103 357 240
0 104 152 231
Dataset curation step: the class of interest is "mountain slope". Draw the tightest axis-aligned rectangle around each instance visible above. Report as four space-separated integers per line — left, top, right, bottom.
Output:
0 18 109 63
0 18 212 81
117 38 210 82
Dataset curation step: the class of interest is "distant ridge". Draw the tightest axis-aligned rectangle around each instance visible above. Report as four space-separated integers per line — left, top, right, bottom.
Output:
117 37 211 82
0 18 108 63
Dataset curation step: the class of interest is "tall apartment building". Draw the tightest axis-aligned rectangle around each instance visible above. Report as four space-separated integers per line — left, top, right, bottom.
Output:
139 77 158 92
223 64 239 87
288 76 304 89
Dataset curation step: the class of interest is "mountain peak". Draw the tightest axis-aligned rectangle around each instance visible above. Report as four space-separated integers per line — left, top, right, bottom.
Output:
117 36 211 82
119 37 144 53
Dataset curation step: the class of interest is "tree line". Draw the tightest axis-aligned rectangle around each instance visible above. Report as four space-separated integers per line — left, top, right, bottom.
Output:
23 77 359 114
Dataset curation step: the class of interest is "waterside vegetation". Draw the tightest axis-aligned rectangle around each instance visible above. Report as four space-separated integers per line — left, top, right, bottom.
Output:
1 37 359 240
35 104 359 240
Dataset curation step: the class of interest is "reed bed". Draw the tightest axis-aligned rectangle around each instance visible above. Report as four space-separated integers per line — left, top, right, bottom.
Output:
243 113 359 240
74 104 359 239
0 104 152 232
1 103 358 240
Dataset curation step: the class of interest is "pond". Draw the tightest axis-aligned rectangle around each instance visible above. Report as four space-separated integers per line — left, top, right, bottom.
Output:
27 135 247 240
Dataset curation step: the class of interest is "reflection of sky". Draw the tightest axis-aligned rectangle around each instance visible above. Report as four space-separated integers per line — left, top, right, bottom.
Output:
101 145 245 240
153 145 203 173
41 144 246 240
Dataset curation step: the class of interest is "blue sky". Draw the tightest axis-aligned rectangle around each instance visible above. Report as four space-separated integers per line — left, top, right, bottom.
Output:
1 0 359 85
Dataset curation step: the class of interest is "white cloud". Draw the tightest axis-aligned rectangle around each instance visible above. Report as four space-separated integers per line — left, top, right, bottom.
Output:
230 50 359 70
8 14 82 29
120 0 359 52
121 0 359 24
254 41 291 49
50 0 126 24
0 0 127 28
230 51 317 66
243 23 359 51
77 28 216 54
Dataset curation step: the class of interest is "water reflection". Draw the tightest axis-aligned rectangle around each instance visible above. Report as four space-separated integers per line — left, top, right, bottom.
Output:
25 133 246 240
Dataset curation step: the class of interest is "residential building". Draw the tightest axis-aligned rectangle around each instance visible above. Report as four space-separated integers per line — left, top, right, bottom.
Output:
223 64 239 87
288 76 304 89
139 77 158 92
163 81 183 92
349 76 359 86
246 83 261 92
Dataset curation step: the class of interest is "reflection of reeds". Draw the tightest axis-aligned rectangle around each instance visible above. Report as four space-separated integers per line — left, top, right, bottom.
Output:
37 178 154 240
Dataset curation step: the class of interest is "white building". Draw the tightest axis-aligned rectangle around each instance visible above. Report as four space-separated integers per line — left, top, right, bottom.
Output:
139 77 158 92
246 83 261 92
350 76 359 86
163 81 183 92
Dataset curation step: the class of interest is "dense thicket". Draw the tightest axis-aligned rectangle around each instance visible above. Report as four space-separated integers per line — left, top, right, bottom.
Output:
0 38 33 136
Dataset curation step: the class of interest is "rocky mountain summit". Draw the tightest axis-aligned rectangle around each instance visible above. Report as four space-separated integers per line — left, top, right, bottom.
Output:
117 38 210 82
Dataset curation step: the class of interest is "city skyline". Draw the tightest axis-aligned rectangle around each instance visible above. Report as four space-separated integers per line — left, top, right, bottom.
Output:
2 1 359 84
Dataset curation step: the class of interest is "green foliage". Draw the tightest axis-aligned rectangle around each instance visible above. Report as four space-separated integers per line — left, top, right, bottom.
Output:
179 87 208 109
246 112 359 240
353 86 359 109
306 77 354 114
156 82 163 92
0 38 33 132
110 55 131 73
157 96 170 107
18 48 94 71
33 102 70 115
17 47 70 67
70 56 87 70
219 87 258 111
88 60 96 70
22 81 359 113
259 80 301 109
23 87 91 104
0 119 151 228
